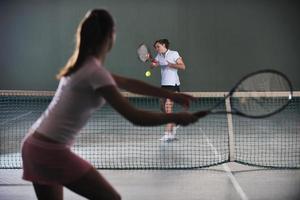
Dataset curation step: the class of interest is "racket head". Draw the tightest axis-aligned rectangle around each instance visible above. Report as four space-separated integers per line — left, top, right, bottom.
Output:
228 69 293 118
137 43 150 62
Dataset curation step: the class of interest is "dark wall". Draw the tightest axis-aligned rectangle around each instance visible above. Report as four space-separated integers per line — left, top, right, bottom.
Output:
0 0 299 91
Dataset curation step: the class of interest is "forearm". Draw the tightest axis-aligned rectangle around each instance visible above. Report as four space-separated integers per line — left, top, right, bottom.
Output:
97 85 198 127
126 107 199 127
113 74 174 98
128 109 175 126
168 57 185 70
169 63 185 70
98 85 176 126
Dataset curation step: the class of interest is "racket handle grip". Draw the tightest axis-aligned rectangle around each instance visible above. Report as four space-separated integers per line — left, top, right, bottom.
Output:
194 111 209 118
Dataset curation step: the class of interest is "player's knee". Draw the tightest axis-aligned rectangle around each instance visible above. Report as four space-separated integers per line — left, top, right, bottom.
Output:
164 106 173 113
165 109 172 113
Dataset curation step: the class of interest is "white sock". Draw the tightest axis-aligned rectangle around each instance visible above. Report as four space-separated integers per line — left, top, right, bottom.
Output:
172 126 179 136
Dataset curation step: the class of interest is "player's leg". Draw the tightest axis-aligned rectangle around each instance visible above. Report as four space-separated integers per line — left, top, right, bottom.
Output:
165 98 177 140
160 98 166 112
159 85 180 141
64 167 121 200
170 85 181 138
159 98 168 141
33 183 63 200
160 98 175 141
164 98 174 132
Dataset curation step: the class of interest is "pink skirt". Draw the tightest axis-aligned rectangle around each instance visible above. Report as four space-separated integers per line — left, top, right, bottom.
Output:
21 134 93 185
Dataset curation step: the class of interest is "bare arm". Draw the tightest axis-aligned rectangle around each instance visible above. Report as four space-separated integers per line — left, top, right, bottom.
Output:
112 73 194 108
168 57 185 70
95 85 199 126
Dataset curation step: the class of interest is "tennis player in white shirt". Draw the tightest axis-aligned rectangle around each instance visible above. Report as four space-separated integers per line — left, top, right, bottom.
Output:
149 39 186 141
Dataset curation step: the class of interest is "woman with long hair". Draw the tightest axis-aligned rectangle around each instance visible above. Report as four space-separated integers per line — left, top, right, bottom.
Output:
21 9 205 200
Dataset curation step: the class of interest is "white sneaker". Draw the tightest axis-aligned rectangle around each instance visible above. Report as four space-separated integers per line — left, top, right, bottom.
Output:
168 134 177 141
172 125 180 135
159 134 172 142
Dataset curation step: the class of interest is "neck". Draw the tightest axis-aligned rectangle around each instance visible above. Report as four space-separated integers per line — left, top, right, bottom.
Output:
95 52 106 64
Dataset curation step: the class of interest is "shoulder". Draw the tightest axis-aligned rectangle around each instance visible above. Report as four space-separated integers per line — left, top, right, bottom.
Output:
83 57 109 75
84 57 101 70
167 50 180 58
74 56 115 89
85 58 116 89
168 50 179 54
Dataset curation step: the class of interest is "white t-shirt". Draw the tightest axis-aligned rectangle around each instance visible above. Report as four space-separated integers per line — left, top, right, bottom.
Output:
30 56 116 145
155 49 181 86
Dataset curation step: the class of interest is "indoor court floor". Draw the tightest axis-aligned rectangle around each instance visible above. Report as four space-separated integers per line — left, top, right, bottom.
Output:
1 162 300 200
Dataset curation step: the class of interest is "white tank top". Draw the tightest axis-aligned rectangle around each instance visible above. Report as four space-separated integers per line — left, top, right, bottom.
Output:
30 57 116 145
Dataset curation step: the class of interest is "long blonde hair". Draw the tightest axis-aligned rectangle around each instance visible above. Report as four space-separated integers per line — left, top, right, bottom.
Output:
57 9 115 79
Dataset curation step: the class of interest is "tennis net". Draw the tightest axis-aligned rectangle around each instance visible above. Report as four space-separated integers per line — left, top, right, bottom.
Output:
0 90 299 169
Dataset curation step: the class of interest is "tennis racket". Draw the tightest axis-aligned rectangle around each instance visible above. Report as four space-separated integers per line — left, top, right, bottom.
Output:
137 43 155 63
194 69 293 118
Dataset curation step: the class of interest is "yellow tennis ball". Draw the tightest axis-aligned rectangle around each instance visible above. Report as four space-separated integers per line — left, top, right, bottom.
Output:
145 70 151 77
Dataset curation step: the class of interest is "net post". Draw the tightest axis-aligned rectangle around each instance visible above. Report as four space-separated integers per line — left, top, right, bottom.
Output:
225 96 236 161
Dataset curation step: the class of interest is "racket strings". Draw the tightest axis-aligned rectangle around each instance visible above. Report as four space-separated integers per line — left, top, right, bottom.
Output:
231 72 292 117
137 44 150 62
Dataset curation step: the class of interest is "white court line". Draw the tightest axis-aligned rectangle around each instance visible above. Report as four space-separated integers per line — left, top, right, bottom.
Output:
0 111 33 125
200 128 249 200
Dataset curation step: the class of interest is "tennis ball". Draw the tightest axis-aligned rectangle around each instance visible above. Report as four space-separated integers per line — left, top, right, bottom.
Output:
145 70 151 77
